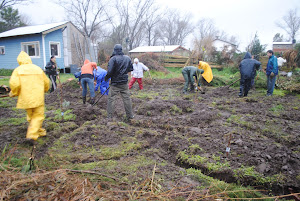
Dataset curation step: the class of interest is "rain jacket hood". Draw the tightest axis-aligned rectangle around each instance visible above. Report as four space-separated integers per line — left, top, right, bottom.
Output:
84 59 90 65
17 51 32 65
9 51 50 109
111 44 124 57
198 61 213 83
244 52 252 59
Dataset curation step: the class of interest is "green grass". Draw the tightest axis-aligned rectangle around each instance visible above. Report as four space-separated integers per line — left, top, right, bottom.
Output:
146 67 182 79
0 73 77 87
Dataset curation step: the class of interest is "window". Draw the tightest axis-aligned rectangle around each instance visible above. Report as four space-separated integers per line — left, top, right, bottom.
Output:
50 42 60 57
0 46 4 55
21 42 40 57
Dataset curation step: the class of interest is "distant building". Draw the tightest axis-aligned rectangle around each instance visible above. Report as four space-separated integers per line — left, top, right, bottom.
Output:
273 42 294 53
212 38 237 52
0 21 88 71
129 45 191 57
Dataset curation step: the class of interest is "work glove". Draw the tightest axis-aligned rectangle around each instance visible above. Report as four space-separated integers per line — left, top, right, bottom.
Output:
270 72 275 78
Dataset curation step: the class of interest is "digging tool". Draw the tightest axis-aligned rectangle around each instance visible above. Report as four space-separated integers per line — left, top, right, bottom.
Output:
0 94 9 98
225 78 241 88
55 64 64 121
92 86 110 106
148 70 152 81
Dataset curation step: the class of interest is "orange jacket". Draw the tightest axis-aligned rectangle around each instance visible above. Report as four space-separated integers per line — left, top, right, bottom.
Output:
81 59 97 75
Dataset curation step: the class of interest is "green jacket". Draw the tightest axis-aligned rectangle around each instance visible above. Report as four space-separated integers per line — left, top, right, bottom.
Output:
182 66 204 86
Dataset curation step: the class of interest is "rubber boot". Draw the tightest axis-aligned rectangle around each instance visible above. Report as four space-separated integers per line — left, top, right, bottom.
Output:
90 97 95 105
83 96 86 104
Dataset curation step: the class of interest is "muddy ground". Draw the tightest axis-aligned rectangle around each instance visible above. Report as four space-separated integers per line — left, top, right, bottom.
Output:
0 78 300 199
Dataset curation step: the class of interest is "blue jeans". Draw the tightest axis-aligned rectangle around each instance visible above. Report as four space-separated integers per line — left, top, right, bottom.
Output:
81 78 95 98
267 75 276 96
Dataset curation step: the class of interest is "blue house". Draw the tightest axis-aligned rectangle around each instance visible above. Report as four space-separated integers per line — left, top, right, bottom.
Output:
0 21 87 72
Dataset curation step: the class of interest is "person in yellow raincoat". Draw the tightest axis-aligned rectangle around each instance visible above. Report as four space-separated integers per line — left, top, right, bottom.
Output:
198 61 213 83
9 51 50 141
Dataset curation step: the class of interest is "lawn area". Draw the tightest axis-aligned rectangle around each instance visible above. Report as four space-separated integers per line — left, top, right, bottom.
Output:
0 73 76 86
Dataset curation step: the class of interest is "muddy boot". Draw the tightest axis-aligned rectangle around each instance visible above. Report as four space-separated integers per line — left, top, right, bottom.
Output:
90 98 95 105
82 96 86 104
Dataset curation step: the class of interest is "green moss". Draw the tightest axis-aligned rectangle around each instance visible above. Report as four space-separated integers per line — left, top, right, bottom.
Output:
170 105 182 114
187 168 268 199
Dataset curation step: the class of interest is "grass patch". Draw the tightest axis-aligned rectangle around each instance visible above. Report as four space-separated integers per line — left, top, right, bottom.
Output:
0 117 26 126
187 168 270 200
54 109 76 121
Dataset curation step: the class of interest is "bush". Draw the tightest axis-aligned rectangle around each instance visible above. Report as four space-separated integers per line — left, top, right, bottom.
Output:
0 69 13 76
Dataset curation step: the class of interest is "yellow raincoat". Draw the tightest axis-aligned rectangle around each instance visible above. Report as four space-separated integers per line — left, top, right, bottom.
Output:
9 51 50 140
198 61 213 83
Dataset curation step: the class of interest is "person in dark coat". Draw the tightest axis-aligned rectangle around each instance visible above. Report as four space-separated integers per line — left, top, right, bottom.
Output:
182 66 204 94
239 52 261 97
45 56 58 93
105 44 134 121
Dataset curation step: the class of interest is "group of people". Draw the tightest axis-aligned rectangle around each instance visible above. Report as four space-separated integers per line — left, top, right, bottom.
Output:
239 50 279 97
8 44 281 142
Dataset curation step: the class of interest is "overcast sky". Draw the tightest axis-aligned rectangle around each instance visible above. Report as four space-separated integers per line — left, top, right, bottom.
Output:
15 0 300 51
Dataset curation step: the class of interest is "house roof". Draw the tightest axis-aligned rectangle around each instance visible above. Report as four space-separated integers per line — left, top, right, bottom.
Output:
0 21 69 38
129 45 189 53
272 42 293 45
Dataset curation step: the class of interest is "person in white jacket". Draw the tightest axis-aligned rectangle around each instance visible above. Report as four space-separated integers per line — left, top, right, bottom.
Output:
128 58 149 90
277 56 286 69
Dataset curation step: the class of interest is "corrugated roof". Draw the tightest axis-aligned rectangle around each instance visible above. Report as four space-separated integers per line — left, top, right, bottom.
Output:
129 45 183 53
0 21 69 38
273 42 293 45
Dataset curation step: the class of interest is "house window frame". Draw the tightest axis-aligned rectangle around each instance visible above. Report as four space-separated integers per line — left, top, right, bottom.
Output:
0 46 5 55
49 41 61 58
21 41 40 58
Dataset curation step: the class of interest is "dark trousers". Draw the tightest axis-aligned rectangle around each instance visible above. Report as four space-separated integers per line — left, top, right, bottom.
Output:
182 71 194 92
239 77 251 97
107 84 133 118
48 74 57 93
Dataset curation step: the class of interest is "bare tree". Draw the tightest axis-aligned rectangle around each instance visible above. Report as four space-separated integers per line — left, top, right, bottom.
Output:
193 18 218 60
0 0 30 10
276 9 300 41
110 0 155 52
159 9 194 46
273 33 284 42
144 5 164 46
57 0 109 39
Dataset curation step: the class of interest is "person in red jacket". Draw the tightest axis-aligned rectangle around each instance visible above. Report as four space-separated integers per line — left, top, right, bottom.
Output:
81 59 97 104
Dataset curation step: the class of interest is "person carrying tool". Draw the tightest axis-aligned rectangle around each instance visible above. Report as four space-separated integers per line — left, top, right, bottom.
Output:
45 55 58 93
9 51 50 141
81 59 97 104
128 58 149 90
105 44 134 121
239 52 261 97
182 66 204 94
198 61 213 84
94 66 110 95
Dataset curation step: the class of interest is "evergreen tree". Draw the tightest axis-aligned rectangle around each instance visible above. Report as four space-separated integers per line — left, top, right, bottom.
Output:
246 33 266 56
0 7 26 33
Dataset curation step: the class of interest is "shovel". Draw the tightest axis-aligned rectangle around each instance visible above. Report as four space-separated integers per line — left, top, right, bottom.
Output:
92 86 110 106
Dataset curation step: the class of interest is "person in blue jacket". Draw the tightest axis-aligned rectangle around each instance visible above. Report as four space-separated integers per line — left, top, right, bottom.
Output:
94 67 110 95
74 71 82 89
266 50 278 96
239 52 261 97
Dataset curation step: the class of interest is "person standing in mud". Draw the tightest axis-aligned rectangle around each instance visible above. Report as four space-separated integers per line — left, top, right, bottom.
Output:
239 52 261 97
9 51 50 141
266 50 278 96
181 66 204 94
105 44 134 121
45 56 58 93
81 59 98 104
128 58 149 90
